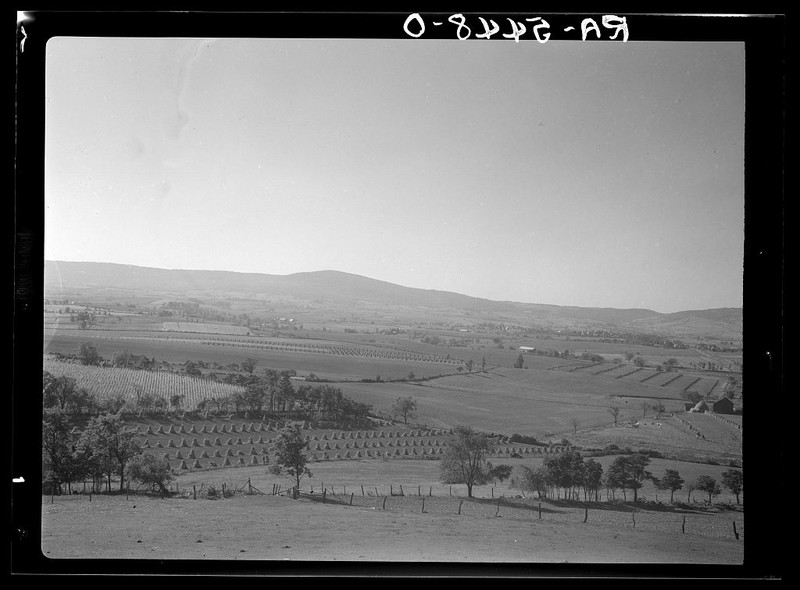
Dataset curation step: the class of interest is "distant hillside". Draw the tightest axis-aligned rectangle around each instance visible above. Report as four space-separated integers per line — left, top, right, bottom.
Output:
43 261 742 340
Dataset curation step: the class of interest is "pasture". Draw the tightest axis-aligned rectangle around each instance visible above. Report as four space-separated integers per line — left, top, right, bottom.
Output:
40 492 744 563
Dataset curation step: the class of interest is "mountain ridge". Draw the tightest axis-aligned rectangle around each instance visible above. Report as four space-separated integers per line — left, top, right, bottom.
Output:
43 260 742 338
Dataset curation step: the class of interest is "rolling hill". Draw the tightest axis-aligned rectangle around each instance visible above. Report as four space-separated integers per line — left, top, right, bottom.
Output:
43 260 741 340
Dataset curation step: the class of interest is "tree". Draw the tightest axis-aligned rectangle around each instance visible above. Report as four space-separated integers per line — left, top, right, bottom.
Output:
392 396 417 425
583 459 604 502
664 358 679 372
607 454 652 502
641 400 649 418
633 356 646 368
721 469 743 504
112 351 133 368
654 469 684 503
607 406 620 426
78 341 100 366
439 425 491 498
78 413 142 492
170 394 185 413
487 464 513 484
510 465 549 499
465 359 474 373
513 354 524 369
241 357 257 374
44 373 95 414
271 425 312 498
126 453 174 497
544 450 586 500
695 475 721 504
42 412 80 494
570 417 580 434
184 361 202 378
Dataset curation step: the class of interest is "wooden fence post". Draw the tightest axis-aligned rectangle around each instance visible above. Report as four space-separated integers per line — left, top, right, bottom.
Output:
538 502 542 519
583 506 588 523
458 500 463 515
349 493 354 506
193 485 196 500
422 497 426 513
323 489 327 503
361 484 365 496
400 485 404 496
382 496 387 510
682 515 686 534
418 485 421 496
429 486 432 497
733 521 740 540
495 500 500 517
632 510 636 528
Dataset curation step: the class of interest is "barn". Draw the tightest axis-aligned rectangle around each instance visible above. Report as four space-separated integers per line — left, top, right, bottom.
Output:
712 396 735 415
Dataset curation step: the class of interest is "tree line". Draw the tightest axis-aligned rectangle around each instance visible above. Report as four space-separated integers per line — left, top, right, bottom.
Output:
439 425 743 505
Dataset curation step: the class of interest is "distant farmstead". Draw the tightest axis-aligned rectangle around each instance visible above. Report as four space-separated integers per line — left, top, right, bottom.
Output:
519 346 536 353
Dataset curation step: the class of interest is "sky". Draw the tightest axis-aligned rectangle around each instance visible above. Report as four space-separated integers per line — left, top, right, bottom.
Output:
44 36 744 313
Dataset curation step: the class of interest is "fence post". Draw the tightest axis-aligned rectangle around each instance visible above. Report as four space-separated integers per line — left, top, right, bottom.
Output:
382 496 387 510
458 500 463 515
495 500 500 517
400 485 404 496
491 487 494 498
323 489 327 503
632 509 636 528
361 484 365 496
422 497 426 513
193 485 196 500
583 506 588 523
538 503 542 519
375 487 379 497
390 484 393 496
248 478 252 493
418 485 421 496
429 486 432 497
733 521 740 540
349 493 354 506
682 515 686 533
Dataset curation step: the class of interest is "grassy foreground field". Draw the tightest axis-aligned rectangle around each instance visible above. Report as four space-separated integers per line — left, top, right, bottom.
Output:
41 489 743 564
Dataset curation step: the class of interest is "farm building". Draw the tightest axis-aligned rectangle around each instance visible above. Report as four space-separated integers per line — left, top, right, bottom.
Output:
712 396 735 414
519 346 536 353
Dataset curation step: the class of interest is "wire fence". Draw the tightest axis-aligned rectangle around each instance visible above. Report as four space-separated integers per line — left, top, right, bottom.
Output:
45 476 743 543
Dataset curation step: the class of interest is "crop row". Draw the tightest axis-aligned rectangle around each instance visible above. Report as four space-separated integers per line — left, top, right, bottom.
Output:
197 340 459 363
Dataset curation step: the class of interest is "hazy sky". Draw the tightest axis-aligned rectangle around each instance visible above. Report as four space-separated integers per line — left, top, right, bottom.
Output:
44 37 744 313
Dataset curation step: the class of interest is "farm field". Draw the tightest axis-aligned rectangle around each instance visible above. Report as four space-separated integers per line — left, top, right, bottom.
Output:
108 416 741 488
40 491 744 563
43 359 245 409
43 334 462 381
